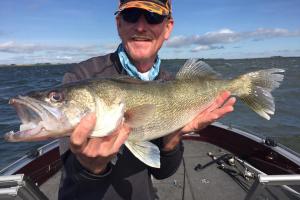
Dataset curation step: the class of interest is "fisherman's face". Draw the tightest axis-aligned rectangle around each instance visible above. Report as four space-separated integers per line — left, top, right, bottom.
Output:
116 8 173 69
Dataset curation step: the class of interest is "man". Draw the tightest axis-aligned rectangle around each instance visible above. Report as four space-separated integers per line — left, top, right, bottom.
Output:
58 0 236 199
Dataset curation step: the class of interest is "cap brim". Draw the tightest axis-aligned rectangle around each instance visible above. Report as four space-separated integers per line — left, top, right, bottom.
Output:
119 1 169 15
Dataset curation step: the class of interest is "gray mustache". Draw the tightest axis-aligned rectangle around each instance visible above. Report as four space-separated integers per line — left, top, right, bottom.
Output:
132 35 153 40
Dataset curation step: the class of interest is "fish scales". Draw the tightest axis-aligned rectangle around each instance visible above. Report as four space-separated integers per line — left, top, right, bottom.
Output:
90 78 228 142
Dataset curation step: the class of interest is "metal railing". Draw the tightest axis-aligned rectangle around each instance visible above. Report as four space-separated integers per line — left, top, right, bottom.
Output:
245 174 300 200
0 174 48 200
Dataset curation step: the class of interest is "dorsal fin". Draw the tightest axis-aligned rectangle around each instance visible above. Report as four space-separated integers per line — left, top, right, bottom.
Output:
176 59 221 80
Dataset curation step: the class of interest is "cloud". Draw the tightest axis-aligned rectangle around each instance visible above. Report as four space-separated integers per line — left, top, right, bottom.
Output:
101 43 119 54
0 41 118 64
166 28 300 49
1 27 299 64
191 45 224 52
0 41 102 54
1 52 92 64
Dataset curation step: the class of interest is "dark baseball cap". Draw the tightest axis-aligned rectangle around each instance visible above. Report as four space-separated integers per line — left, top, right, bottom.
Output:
117 0 172 16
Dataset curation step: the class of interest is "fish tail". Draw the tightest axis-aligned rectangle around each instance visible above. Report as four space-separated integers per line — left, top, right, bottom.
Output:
231 68 285 120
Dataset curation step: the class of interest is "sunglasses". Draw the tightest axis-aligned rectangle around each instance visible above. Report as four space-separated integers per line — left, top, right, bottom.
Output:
121 8 167 25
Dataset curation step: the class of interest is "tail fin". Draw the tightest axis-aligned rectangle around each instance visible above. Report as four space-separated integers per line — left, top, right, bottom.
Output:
238 68 284 120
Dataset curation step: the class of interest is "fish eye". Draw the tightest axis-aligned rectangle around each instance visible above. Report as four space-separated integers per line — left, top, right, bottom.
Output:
48 91 64 102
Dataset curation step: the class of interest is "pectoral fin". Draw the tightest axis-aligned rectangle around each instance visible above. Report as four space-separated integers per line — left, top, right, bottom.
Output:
124 104 156 128
125 140 160 168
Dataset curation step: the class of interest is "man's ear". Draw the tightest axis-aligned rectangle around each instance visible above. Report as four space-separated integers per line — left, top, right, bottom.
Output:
164 17 174 40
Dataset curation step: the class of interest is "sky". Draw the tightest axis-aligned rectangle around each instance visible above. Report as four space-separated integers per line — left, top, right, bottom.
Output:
0 0 300 64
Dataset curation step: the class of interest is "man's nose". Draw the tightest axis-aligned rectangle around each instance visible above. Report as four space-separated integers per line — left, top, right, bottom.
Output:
135 15 148 32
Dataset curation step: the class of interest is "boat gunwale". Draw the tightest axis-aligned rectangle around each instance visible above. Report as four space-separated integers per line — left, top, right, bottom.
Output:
1 123 300 185
211 122 300 166
0 140 60 176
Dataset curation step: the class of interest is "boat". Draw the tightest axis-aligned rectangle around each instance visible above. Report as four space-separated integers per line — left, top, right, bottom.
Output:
0 122 300 199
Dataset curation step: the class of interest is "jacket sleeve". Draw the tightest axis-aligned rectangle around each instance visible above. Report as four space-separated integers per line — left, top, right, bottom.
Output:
61 150 112 183
58 151 113 199
149 139 184 180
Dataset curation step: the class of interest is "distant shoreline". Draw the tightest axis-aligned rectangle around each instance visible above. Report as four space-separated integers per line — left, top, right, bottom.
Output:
0 63 75 68
0 56 299 68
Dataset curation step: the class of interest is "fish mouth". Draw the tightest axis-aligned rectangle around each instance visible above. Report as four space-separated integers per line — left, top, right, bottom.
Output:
4 96 69 142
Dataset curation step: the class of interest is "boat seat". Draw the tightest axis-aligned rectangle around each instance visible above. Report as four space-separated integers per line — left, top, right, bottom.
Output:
0 174 48 200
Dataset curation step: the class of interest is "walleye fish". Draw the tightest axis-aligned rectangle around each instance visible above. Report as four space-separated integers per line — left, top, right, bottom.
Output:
4 59 284 168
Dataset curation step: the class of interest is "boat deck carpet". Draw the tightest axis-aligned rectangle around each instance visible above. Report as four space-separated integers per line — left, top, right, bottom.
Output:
40 140 295 200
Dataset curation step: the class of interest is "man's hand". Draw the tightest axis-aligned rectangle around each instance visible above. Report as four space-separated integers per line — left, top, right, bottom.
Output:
70 113 131 174
162 91 236 151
